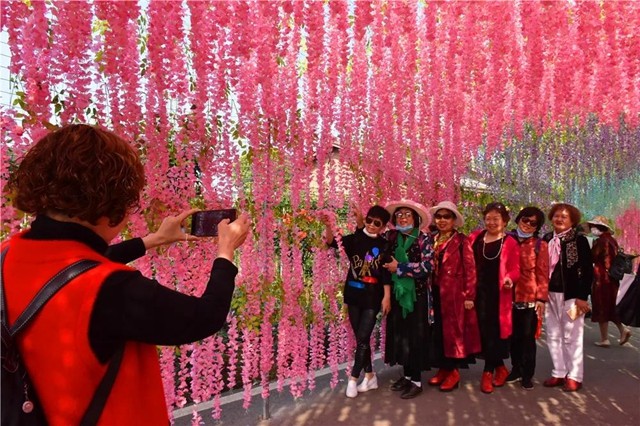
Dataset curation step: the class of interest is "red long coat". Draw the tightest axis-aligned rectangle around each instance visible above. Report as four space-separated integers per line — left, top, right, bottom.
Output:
433 232 481 358
469 230 521 339
591 232 620 322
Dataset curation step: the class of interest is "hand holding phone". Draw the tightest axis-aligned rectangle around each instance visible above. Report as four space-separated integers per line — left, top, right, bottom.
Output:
190 209 238 237
216 212 251 261
141 208 200 250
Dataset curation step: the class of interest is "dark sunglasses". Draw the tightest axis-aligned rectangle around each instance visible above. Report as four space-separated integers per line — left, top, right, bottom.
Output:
365 217 383 227
520 217 538 227
434 213 453 220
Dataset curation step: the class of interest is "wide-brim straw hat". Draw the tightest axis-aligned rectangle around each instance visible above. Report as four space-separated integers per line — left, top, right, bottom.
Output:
385 199 431 228
587 215 613 234
429 201 465 228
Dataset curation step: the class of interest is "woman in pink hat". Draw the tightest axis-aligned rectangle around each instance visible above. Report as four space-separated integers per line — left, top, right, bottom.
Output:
426 201 481 392
588 216 631 347
379 200 435 399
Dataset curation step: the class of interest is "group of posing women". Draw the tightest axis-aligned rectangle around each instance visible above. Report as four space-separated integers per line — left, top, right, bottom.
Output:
324 199 630 399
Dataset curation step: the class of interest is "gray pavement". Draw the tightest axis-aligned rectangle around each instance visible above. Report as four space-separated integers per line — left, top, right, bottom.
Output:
174 322 640 426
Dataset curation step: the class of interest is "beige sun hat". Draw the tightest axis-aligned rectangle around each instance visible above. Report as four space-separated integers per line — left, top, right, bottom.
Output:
385 199 431 228
587 215 613 234
429 201 465 228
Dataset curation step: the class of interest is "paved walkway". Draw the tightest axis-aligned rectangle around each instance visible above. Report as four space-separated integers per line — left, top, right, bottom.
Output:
174 321 640 426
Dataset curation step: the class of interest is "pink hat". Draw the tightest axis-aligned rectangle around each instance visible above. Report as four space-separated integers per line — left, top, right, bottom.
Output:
385 200 431 228
429 201 465 228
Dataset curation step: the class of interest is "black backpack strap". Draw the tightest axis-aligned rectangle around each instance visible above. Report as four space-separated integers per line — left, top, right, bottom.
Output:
1 247 124 425
1 248 100 334
7 260 101 336
80 345 124 426
1 248 10 330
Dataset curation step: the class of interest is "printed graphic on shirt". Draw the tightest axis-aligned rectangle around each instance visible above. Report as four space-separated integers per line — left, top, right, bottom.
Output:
351 246 383 283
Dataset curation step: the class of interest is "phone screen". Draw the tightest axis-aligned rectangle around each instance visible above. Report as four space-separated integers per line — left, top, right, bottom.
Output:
190 209 237 237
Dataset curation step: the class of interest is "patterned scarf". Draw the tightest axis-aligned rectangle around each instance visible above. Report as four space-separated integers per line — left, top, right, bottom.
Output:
392 228 419 318
433 231 455 276
549 228 577 277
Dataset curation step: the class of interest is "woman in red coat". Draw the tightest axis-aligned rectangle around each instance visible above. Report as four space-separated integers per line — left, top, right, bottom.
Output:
469 202 520 394
588 216 632 347
427 201 481 392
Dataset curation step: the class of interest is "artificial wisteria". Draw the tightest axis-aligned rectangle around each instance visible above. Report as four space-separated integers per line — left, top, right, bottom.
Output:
1 0 639 421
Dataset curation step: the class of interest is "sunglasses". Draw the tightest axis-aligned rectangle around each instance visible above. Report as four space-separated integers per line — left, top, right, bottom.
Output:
365 217 383 227
395 211 413 219
520 217 538 227
434 213 453 220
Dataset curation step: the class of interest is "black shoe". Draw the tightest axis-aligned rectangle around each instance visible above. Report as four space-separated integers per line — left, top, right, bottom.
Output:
506 370 522 384
521 378 534 390
400 382 423 399
390 377 411 392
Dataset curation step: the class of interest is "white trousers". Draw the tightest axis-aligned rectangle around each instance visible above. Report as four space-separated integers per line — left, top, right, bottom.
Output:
545 292 584 382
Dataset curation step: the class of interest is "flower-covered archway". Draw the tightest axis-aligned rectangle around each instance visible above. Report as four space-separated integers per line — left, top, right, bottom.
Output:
1 0 639 421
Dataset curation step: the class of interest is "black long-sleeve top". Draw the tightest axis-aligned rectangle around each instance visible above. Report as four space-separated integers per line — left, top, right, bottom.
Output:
543 229 593 301
24 215 238 363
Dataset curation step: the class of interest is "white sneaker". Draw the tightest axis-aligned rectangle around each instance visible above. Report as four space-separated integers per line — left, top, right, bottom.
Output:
357 375 379 392
346 380 358 398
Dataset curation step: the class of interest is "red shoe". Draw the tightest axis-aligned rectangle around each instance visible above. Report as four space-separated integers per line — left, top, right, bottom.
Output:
543 377 565 387
481 371 494 394
428 369 450 386
492 366 509 387
440 369 460 392
562 378 582 392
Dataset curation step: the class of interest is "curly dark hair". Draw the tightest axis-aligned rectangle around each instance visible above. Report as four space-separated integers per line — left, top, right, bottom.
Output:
6 124 145 226
548 203 581 226
482 201 510 223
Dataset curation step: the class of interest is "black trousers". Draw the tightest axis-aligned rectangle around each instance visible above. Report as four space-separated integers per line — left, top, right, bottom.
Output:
348 305 378 378
484 359 505 372
509 306 538 380
403 366 421 382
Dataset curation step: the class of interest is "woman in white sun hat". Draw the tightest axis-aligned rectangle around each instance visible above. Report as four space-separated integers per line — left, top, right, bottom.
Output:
587 216 631 347
381 199 435 400
426 201 481 392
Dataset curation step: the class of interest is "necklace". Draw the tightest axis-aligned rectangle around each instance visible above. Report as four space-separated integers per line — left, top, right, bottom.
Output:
482 234 504 260
434 231 455 251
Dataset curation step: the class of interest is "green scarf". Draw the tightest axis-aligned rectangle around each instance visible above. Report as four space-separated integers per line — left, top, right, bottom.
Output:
392 228 419 318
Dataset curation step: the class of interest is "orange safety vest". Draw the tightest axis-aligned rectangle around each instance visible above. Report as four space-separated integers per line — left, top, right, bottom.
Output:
2 232 168 425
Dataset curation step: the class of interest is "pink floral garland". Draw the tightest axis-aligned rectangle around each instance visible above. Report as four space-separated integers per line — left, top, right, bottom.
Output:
2 1 640 420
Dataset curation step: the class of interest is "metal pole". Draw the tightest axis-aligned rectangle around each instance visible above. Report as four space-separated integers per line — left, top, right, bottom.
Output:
262 395 270 420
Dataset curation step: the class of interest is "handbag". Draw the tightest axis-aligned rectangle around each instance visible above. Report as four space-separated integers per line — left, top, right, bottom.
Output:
609 249 638 281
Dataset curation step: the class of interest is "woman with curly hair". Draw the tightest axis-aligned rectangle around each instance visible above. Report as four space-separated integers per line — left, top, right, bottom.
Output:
542 203 593 392
1 124 250 424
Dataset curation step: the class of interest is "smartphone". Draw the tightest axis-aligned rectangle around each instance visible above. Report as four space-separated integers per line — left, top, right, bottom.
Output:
190 209 237 237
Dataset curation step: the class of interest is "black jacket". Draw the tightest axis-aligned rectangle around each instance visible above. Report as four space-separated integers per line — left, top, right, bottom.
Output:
543 228 593 301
